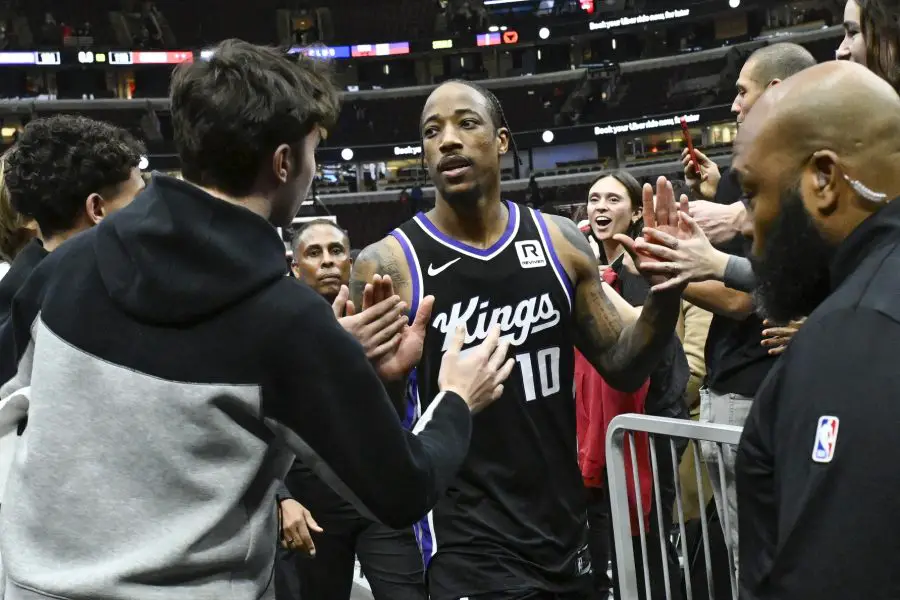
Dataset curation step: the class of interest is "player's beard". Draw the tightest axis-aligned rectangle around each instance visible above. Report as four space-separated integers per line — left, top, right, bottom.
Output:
750 184 836 323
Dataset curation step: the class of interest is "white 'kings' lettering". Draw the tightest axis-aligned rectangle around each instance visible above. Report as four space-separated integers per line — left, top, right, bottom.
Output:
431 294 561 351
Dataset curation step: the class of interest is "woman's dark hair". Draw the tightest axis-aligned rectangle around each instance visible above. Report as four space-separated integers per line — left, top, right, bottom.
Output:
170 39 341 197
857 0 900 92
587 170 644 264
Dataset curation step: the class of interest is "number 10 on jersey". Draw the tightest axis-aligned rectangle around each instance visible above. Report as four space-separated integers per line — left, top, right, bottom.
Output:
515 346 561 402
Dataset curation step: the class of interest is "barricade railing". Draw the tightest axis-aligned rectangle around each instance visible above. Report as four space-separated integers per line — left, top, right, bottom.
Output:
605 414 743 600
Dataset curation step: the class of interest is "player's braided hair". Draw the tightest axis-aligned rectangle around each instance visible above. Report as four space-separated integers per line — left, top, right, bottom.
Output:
419 79 523 177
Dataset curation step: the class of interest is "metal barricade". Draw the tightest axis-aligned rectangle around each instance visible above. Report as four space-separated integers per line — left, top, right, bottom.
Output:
605 414 743 600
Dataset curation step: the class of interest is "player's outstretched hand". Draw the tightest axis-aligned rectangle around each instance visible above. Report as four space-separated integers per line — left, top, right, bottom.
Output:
438 325 515 414
333 281 408 361
374 295 435 382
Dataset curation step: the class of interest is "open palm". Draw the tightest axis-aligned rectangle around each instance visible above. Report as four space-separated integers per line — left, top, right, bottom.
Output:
374 296 435 382
614 175 692 288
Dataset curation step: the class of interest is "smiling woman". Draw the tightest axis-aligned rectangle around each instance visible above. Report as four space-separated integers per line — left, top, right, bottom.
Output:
578 168 691 600
585 170 644 265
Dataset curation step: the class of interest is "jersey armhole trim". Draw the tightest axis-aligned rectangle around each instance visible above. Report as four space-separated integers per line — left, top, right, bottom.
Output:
532 209 575 310
389 229 424 322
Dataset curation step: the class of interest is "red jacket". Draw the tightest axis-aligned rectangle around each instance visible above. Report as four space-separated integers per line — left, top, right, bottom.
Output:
575 267 653 533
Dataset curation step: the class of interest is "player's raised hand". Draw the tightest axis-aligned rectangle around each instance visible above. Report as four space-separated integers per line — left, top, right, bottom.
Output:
335 277 407 360
438 325 515 414
373 295 435 382
364 274 396 309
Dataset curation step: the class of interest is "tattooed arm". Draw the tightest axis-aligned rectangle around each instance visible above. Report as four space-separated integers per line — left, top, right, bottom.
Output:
546 214 682 392
351 237 415 415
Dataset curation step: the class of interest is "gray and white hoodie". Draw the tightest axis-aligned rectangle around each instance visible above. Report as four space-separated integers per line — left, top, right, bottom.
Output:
0 175 471 600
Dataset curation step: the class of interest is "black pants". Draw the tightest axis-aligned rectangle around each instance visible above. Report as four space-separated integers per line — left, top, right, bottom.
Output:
276 506 426 600
585 461 684 600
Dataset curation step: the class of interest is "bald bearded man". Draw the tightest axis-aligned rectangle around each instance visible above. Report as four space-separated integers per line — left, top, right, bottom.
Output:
734 61 900 599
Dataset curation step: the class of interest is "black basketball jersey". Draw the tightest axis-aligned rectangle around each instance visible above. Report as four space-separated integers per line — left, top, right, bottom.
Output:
391 201 591 599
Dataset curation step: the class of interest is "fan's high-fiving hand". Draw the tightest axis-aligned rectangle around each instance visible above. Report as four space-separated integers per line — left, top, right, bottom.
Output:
373 294 435 382
613 176 693 292
438 325 515 414
333 276 408 361
632 208 731 293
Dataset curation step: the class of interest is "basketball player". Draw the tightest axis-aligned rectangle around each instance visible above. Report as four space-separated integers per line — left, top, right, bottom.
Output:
279 219 426 600
351 80 688 600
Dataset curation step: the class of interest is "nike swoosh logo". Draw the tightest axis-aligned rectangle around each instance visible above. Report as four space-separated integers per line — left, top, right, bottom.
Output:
427 258 461 276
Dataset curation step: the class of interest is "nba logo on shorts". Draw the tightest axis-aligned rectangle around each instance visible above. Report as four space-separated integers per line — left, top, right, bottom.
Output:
812 416 839 463
515 240 547 269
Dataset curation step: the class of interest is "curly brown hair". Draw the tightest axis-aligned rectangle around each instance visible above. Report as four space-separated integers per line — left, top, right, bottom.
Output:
3 115 145 239
857 0 900 92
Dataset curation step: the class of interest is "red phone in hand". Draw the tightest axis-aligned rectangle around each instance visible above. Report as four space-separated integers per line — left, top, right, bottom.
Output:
680 117 700 176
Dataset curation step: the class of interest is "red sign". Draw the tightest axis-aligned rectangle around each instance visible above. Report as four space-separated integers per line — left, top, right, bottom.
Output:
580 0 595 13
502 30 519 44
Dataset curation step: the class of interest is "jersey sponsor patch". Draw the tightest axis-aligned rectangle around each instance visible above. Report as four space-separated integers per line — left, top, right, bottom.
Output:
515 240 547 269
812 415 839 463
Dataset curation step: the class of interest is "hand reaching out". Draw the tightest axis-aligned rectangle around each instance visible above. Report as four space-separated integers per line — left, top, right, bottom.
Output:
613 176 694 293
632 208 731 292
688 200 750 246
332 276 407 361
373 293 436 383
761 318 806 356
438 325 515 414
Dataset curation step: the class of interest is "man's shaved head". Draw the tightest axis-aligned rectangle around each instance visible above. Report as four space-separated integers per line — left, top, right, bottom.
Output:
735 60 900 321
732 42 816 124
746 43 817 87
